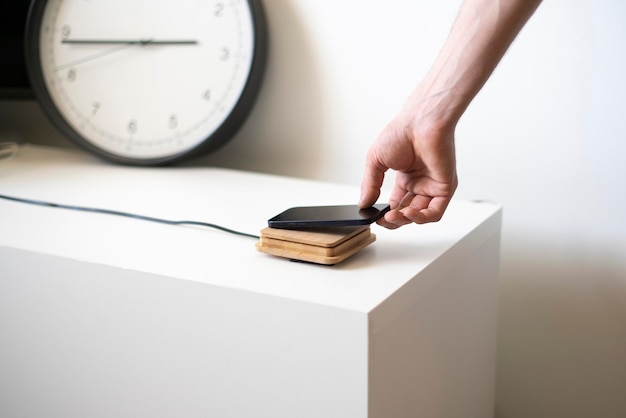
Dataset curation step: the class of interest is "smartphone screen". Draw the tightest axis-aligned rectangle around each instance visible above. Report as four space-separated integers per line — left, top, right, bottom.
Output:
268 203 390 229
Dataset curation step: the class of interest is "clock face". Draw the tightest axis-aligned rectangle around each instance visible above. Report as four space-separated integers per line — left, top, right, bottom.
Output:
26 0 265 165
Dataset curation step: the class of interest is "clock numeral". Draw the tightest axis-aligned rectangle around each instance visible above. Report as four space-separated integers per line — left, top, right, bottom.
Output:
169 114 178 129
203 89 211 101
67 68 77 82
214 2 225 16
91 101 101 116
61 24 71 39
127 119 137 135
219 47 230 61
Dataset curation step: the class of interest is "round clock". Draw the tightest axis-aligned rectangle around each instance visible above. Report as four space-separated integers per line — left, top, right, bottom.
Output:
25 0 267 165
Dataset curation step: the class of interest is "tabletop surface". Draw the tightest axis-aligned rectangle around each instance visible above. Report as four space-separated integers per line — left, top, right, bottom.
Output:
0 145 501 313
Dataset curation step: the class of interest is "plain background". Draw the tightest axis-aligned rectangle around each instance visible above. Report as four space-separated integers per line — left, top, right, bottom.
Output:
1 1 625 417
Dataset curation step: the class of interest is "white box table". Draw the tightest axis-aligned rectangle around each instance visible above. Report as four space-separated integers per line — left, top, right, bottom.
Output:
0 145 502 418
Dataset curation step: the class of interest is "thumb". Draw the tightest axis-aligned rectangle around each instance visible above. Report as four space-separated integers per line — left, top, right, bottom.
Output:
359 161 385 208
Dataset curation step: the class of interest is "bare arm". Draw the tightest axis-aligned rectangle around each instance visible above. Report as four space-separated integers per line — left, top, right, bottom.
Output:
359 0 542 228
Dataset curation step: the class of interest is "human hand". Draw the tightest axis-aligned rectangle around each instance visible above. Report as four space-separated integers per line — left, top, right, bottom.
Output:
357 0 542 230
359 97 458 229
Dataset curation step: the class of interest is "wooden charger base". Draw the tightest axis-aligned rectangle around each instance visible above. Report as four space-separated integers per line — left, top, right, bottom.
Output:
255 225 376 265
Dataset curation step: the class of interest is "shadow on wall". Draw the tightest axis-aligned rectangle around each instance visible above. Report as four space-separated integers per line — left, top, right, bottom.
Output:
0 100 69 147
198 0 325 179
495 240 626 418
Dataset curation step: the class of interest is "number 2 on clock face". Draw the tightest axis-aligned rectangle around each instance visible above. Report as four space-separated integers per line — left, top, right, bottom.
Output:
27 0 265 164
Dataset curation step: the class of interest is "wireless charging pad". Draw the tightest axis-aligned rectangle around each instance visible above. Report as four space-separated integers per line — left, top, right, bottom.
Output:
255 225 376 265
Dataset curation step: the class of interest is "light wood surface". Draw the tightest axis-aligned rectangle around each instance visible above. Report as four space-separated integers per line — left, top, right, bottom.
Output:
256 226 376 265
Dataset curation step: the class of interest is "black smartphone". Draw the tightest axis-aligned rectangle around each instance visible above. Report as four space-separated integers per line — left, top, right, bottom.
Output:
267 203 390 229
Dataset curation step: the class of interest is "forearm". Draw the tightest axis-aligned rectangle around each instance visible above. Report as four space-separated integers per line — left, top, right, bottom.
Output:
409 0 542 129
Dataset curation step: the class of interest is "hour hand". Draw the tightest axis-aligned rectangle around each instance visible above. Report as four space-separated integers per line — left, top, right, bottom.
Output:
57 39 198 70
62 39 198 45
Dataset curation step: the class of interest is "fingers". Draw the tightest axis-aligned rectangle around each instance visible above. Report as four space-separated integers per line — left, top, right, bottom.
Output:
401 195 451 223
358 161 385 209
378 194 452 227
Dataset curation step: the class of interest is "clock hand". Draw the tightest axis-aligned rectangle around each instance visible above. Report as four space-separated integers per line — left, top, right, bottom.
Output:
56 39 198 71
56 42 136 71
62 39 198 45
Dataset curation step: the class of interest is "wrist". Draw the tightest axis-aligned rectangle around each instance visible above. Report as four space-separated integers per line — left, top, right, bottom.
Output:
400 84 465 137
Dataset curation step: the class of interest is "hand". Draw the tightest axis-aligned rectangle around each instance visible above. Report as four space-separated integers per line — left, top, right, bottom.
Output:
359 95 458 229
358 0 541 230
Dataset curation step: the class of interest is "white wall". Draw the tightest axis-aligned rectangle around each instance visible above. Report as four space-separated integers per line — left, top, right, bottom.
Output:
1 1 625 417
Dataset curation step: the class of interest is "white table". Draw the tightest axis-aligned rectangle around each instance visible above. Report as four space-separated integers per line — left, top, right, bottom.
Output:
0 145 502 418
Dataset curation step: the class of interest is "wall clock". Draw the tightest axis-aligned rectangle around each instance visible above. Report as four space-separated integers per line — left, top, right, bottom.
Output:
25 0 267 165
